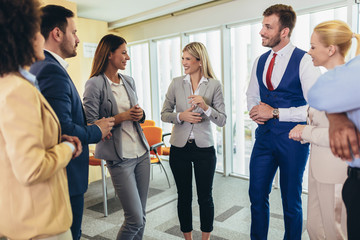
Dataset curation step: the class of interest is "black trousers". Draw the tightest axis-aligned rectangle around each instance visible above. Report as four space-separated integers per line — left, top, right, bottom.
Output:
342 167 360 240
169 140 216 233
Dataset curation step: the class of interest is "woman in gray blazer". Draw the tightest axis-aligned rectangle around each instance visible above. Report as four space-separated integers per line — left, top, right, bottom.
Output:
83 34 150 240
161 42 226 240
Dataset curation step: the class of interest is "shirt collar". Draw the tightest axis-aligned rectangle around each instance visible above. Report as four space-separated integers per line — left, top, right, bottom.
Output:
19 67 37 86
105 74 123 86
183 74 208 84
271 42 294 57
45 49 69 70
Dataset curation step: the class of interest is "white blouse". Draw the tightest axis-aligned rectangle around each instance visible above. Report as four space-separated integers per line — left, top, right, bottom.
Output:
106 76 146 159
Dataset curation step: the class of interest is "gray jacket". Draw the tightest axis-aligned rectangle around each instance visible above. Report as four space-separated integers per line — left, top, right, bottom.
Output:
161 76 226 148
83 73 149 161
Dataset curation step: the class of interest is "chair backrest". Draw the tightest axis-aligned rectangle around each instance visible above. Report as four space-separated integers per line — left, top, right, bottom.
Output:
142 126 163 155
140 119 156 128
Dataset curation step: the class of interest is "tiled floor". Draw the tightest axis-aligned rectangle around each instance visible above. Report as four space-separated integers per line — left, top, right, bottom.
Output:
81 161 310 240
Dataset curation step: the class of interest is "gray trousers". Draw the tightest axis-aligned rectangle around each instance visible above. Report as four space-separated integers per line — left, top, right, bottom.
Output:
107 152 150 240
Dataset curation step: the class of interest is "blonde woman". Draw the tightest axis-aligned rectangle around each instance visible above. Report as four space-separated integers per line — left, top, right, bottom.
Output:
161 42 226 240
289 20 360 240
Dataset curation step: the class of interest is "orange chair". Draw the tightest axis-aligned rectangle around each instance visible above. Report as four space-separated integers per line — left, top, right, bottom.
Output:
140 119 155 128
89 155 108 217
142 126 171 188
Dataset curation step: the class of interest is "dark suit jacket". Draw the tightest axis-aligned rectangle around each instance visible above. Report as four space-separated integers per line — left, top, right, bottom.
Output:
30 51 102 196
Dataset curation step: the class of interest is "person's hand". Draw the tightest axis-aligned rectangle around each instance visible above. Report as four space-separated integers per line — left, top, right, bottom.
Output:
289 124 306 141
328 113 360 160
61 134 82 158
249 102 273 124
95 117 115 139
188 95 208 111
128 104 143 122
179 105 202 123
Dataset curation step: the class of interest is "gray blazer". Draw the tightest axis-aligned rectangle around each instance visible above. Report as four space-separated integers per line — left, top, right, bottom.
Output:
161 76 226 148
83 73 149 161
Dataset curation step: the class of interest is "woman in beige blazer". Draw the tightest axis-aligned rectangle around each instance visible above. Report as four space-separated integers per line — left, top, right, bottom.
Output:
0 1 81 239
289 20 360 240
161 42 226 240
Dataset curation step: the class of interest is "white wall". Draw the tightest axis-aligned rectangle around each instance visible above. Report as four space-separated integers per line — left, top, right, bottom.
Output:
114 0 347 42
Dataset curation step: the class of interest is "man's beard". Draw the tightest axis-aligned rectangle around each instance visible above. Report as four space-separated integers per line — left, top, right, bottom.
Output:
262 32 281 48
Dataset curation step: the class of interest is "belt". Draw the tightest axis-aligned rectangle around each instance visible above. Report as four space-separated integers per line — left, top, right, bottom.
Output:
347 167 360 179
187 139 195 144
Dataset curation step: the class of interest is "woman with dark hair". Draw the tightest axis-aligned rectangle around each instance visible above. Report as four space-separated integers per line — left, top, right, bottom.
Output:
83 34 150 240
0 0 81 239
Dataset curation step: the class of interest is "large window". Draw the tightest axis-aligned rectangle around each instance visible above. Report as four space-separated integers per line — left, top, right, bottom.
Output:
124 43 152 119
188 30 224 172
156 37 182 137
230 23 267 177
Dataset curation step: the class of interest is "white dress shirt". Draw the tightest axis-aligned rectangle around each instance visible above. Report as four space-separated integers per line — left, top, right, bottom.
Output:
106 76 146 159
246 42 321 122
177 74 212 139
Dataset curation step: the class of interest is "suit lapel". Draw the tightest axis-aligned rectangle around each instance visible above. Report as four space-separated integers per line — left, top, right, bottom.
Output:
45 51 87 123
101 74 119 116
198 79 209 97
120 74 136 107
183 80 192 109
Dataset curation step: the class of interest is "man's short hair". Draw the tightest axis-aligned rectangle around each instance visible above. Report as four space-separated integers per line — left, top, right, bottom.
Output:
263 4 296 37
40 5 74 40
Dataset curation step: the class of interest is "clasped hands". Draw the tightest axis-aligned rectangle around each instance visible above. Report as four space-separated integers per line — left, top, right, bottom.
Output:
249 101 274 124
179 95 208 123
289 124 306 142
61 134 82 159
328 113 360 161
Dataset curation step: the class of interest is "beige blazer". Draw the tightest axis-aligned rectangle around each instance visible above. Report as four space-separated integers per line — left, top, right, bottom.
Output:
0 74 73 239
161 76 226 148
302 107 347 184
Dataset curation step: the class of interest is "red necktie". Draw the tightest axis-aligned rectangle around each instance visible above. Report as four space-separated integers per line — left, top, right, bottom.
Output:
266 53 277 91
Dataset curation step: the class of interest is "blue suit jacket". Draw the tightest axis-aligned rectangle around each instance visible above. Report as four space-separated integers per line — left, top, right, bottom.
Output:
30 51 102 196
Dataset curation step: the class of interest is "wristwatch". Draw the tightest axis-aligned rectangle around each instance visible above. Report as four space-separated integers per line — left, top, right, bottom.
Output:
272 108 279 119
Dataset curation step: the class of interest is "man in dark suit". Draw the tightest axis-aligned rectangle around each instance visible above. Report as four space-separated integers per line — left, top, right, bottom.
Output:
30 5 114 240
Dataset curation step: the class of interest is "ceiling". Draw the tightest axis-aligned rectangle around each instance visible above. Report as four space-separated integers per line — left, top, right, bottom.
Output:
68 0 223 29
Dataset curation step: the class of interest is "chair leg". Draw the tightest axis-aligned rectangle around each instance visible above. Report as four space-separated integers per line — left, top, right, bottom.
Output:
100 159 108 217
156 158 171 188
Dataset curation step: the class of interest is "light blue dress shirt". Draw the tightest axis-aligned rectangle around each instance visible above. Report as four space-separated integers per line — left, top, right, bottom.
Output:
308 55 360 168
19 67 40 90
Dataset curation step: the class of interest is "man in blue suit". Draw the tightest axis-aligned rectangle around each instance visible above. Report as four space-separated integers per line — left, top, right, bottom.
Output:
246 4 320 240
30 5 114 240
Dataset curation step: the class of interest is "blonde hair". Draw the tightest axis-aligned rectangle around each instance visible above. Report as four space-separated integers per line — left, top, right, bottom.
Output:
314 20 360 57
183 42 217 79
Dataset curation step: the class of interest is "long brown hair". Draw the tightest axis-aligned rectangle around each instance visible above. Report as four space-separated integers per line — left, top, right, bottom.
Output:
90 34 127 78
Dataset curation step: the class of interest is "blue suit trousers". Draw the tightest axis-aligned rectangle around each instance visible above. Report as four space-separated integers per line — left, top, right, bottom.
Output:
249 130 309 240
